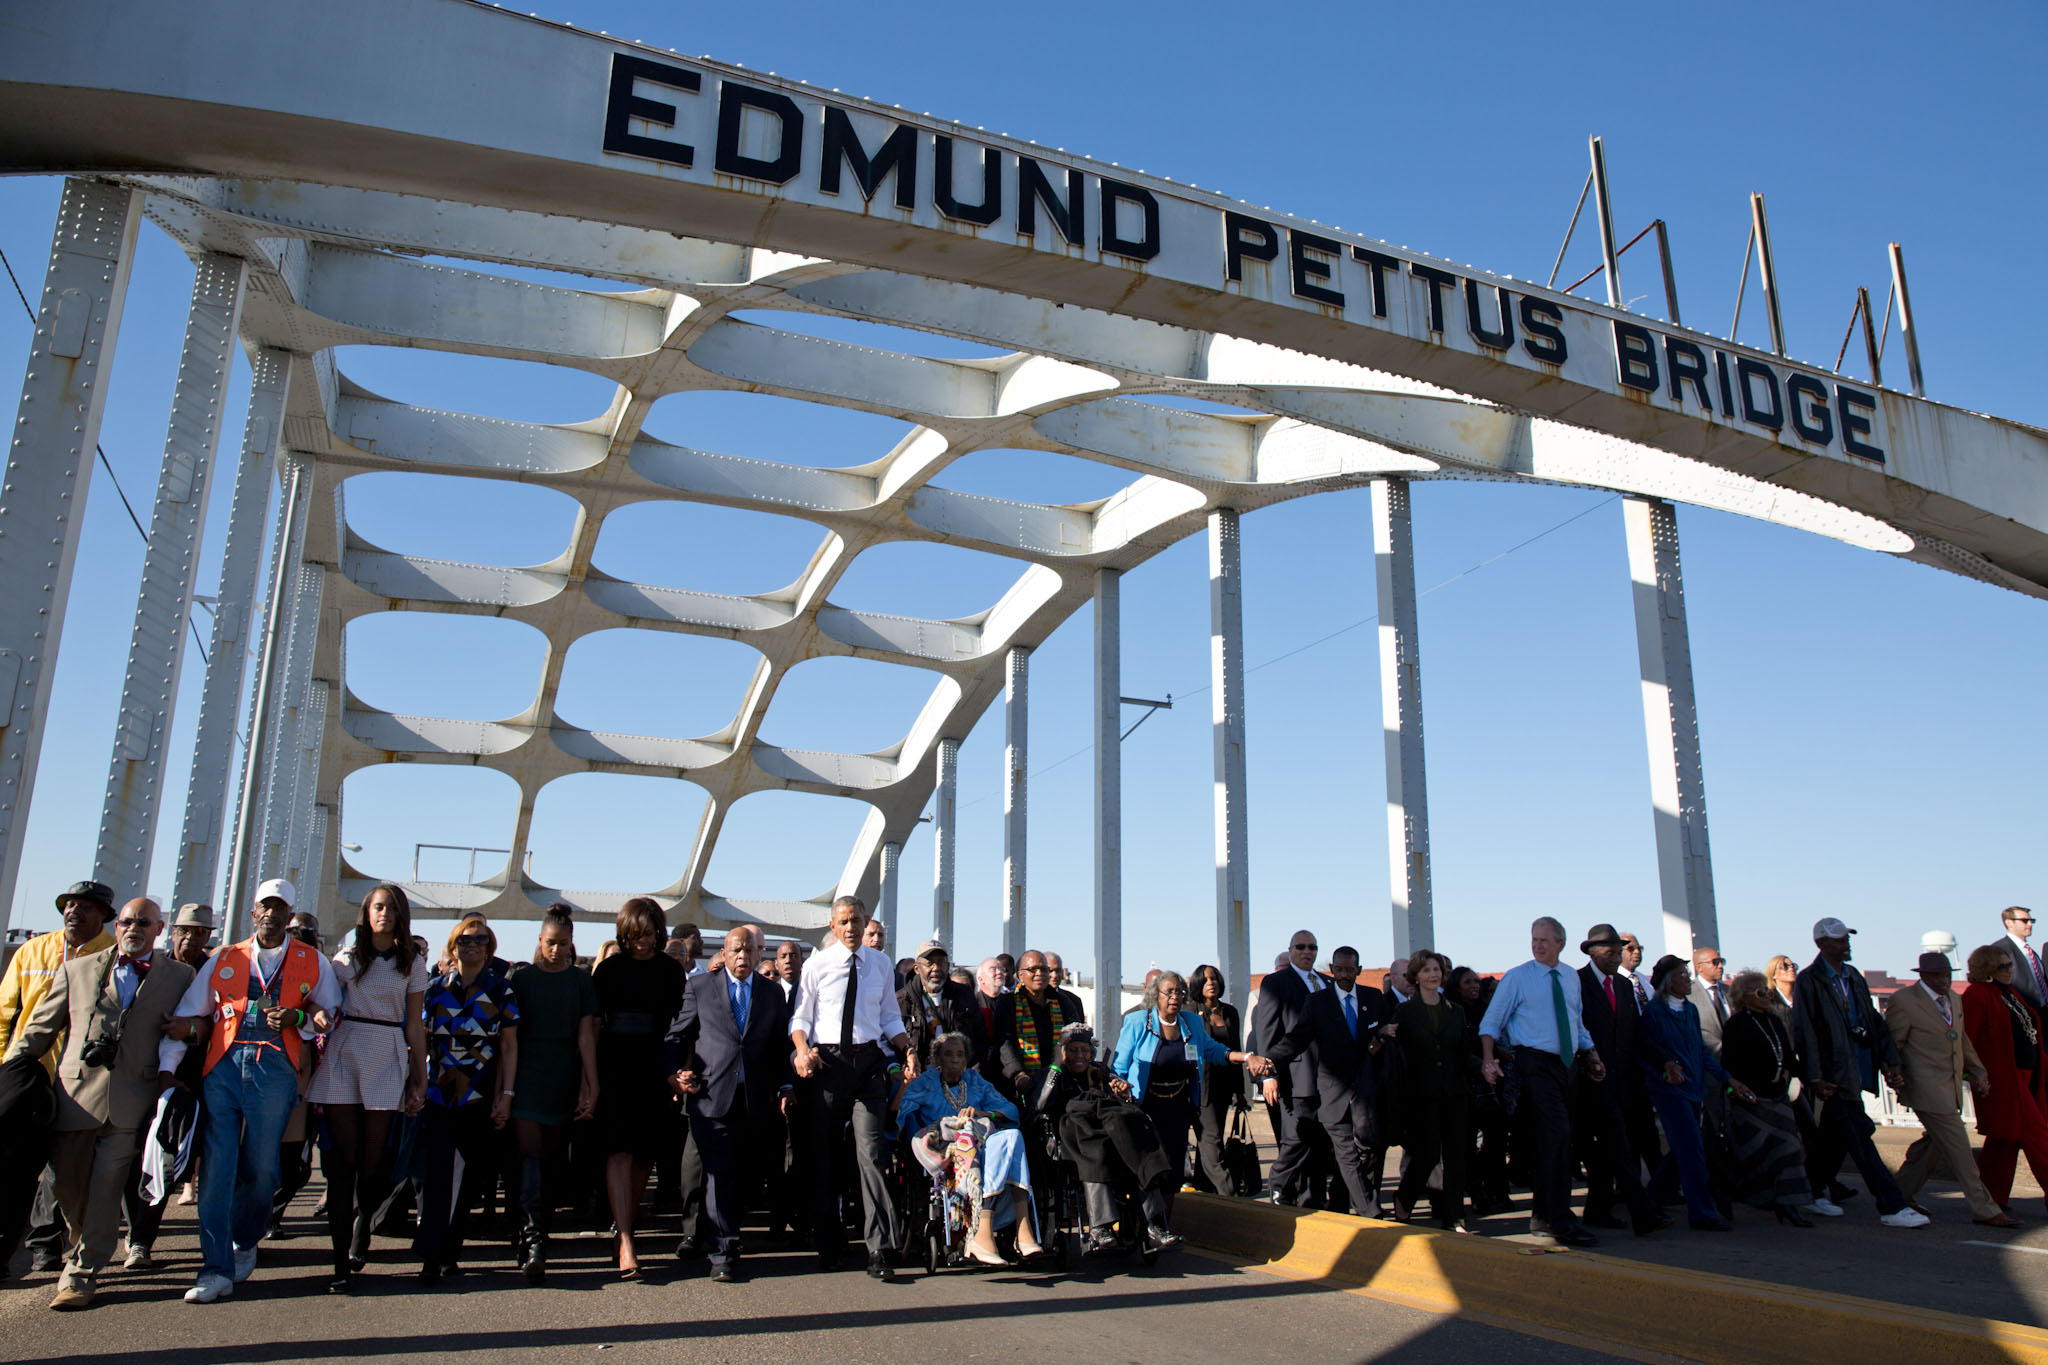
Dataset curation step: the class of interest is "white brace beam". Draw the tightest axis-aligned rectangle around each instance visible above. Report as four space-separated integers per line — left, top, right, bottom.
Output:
931 736 958 949
1209 509 1251 1007
174 348 290 913
1093 568 1122 1029
1002 645 1029 961
1371 478 1433 956
1624 495 1718 955
95 251 246 899
0 179 140 930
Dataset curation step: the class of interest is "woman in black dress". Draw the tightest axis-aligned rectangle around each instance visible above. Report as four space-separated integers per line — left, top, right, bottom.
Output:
1187 963 1243 1196
1719 969 1817 1226
592 895 684 1278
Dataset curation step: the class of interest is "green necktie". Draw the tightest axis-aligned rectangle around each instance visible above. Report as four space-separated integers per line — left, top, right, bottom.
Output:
1549 967 1574 1068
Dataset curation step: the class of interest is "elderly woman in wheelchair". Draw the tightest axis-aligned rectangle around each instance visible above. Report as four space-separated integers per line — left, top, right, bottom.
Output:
894 1030 1047 1267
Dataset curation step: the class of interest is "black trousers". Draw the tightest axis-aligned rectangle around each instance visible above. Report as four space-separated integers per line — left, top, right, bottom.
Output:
1267 1093 1330 1206
1808 1090 1907 1214
1396 1095 1467 1226
1513 1047 1579 1233
417 1103 498 1267
693 1089 758 1266
1325 1100 1383 1216
1575 1077 1653 1223
802 1044 897 1259
1192 1083 1236 1194
676 1117 705 1244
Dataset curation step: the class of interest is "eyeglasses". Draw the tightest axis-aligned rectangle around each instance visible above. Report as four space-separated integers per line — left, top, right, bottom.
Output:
455 934 491 947
1705 957 1725 966
1158 988 1187 1000
1018 964 1048 974
113 917 153 929
1292 942 1317 952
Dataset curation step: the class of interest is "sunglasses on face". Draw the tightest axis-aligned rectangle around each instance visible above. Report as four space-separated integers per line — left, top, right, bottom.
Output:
456 934 490 948
113 917 153 929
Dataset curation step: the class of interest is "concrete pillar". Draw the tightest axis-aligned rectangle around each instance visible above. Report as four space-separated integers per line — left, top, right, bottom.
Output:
96 253 248 897
878 838 901 929
932 736 958 948
1371 478 1434 956
1209 509 1251 1008
174 348 291 913
1093 568 1122 1029
1623 495 1718 955
0 179 141 930
1002 645 1029 960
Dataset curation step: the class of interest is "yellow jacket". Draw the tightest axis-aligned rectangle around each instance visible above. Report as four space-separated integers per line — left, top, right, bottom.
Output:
0 928 115 1078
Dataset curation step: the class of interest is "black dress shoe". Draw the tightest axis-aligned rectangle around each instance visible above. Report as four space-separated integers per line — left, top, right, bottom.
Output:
674 1237 705 1261
866 1254 895 1282
1144 1225 1185 1253
1583 1213 1628 1231
1554 1225 1600 1247
417 1265 442 1286
710 1262 740 1284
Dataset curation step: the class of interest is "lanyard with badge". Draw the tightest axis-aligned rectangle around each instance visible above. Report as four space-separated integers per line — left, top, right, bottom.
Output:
246 949 283 1024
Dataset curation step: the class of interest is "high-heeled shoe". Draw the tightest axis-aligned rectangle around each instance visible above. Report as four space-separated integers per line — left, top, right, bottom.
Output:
1774 1204 1814 1228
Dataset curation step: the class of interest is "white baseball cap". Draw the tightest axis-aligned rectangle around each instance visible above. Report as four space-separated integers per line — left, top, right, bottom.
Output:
1812 916 1856 941
254 878 296 909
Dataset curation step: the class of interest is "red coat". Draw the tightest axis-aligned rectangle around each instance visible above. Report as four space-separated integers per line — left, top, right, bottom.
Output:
1961 981 2048 1139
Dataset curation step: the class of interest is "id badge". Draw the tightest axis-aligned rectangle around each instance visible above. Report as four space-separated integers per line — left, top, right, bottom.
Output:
1184 1040 1200 1063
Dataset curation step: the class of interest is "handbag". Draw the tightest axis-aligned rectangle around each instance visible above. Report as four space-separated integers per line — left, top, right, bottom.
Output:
1223 1098 1262 1197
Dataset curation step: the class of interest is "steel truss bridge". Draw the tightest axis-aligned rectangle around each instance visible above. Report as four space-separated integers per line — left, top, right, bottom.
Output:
2 0 2044 1020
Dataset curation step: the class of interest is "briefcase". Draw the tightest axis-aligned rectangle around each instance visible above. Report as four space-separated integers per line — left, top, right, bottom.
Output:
1224 1099 1262 1197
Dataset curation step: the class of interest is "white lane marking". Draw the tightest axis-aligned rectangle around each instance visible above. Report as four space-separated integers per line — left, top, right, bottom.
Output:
1961 1239 2048 1255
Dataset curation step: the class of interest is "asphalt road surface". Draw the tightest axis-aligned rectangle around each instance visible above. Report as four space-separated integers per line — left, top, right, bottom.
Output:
0 1189 1645 1365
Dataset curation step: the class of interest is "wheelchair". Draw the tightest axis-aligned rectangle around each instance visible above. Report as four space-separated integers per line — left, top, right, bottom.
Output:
1022 1105 1158 1269
891 1123 1051 1276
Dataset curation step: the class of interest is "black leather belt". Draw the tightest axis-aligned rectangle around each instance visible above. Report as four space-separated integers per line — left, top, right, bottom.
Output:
341 1014 404 1029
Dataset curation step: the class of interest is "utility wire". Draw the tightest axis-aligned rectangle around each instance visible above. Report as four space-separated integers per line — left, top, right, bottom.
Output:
957 491 1622 807
2 241 210 663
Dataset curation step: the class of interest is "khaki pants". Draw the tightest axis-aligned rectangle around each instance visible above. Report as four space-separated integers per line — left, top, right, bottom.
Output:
49 1124 140 1288
1897 1107 1999 1219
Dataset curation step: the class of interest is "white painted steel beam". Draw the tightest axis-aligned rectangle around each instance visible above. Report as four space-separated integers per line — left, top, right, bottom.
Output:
174 348 289 913
258 558 322 887
877 839 900 933
1623 495 1718 956
1002 645 1028 961
1093 568 1122 1029
931 736 957 948
1209 509 1250 1008
95 251 246 898
1371 478 1433 956
0 179 140 930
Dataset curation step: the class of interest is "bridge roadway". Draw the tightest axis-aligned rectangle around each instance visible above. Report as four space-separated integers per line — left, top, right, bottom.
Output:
0 1191 1632 1365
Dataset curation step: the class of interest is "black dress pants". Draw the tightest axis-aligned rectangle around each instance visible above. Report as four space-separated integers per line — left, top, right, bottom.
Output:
1513 1046 1579 1233
693 1088 754 1267
1576 1077 1653 1225
802 1044 897 1259
1267 1093 1330 1206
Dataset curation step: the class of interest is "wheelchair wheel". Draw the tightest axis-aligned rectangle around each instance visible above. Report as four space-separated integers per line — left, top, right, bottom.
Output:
925 1227 942 1276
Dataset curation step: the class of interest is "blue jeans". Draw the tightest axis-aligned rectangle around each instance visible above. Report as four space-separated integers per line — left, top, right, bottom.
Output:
198 1044 300 1279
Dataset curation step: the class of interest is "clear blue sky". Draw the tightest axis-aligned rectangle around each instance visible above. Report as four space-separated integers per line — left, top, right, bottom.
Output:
2 0 2044 981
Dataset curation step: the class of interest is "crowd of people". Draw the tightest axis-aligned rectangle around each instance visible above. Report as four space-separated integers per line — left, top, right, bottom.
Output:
0 874 2042 1311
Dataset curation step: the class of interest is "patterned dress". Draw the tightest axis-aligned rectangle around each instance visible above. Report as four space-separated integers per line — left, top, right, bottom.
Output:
308 946 427 1110
423 965 521 1107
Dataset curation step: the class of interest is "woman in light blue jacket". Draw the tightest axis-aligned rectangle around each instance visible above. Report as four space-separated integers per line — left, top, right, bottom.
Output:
1113 971 1271 1206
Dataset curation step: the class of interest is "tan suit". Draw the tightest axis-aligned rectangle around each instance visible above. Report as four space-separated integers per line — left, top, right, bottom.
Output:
1886 982 1997 1218
5 950 195 1285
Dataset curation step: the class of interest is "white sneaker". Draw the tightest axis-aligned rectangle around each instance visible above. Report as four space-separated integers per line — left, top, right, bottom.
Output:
1880 1207 1932 1228
183 1273 233 1304
1804 1197 1844 1217
232 1246 257 1282
123 1244 153 1270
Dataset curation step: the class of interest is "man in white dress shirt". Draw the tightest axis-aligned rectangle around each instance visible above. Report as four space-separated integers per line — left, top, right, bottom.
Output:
789 895 915 1280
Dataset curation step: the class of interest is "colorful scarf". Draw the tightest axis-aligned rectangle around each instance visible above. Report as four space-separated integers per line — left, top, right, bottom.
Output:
1012 990 1066 1069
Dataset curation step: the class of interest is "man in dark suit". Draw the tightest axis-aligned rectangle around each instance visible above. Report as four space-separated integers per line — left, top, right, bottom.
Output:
1265 945 1389 1217
772 941 805 1009
1253 929 1335 1207
668 926 794 1282
2001 906 2047 1013
897 940 987 1070
1574 924 1669 1236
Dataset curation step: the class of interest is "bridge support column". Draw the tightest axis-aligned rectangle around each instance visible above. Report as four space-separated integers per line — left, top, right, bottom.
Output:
174 348 291 913
95 252 247 897
1002 645 1028 960
878 838 901 931
1093 568 1122 1029
1371 478 1434 957
931 736 957 948
1623 495 1718 955
1209 509 1251 1007
0 179 141 930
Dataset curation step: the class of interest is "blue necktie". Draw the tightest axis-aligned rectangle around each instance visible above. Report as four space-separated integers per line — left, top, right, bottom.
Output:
731 976 749 1035
1343 991 1358 1039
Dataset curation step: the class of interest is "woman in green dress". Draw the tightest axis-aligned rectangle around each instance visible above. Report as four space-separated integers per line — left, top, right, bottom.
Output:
506 903 598 1283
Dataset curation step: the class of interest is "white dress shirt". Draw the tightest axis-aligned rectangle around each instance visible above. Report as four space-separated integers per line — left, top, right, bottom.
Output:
790 941 905 1047
1293 964 1324 993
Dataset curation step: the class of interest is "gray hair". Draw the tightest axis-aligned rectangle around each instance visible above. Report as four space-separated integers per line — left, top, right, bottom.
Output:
930 1030 972 1064
1153 970 1187 1004
1531 917 1567 943
1727 969 1766 1005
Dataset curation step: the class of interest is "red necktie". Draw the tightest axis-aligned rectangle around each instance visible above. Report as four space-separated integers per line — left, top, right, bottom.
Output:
118 953 150 974
1604 975 1616 1012
2028 944 2047 997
